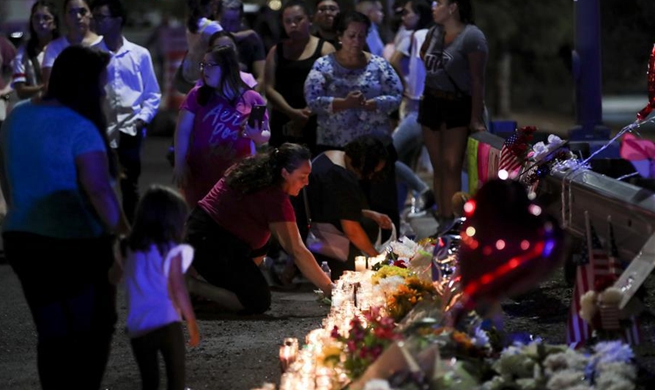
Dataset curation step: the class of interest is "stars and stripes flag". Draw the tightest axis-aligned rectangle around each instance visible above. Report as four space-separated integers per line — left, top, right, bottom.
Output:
567 225 607 347
498 132 523 177
567 223 641 347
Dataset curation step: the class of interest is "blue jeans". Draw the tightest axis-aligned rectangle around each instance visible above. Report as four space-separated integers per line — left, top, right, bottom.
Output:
392 112 423 167
393 112 429 210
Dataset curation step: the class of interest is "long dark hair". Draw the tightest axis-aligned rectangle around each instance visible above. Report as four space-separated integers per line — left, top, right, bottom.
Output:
344 135 388 179
450 0 474 24
126 185 189 257
44 45 117 178
27 1 60 58
411 0 434 30
225 143 311 194
187 0 221 32
198 44 249 106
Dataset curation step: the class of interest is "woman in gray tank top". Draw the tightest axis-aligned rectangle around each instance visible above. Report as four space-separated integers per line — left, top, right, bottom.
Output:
417 0 488 232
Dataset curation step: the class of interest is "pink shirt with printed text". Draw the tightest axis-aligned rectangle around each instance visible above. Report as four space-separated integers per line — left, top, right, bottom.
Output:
180 86 268 207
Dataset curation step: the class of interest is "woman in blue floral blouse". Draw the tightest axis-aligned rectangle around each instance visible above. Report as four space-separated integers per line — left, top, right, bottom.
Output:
304 10 403 151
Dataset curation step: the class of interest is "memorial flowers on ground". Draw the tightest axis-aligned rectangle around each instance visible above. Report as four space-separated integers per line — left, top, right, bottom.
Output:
325 307 400 379
386 277 439 323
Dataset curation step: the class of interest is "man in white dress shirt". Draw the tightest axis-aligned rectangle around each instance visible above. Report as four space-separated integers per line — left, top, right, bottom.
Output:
92 0 161 221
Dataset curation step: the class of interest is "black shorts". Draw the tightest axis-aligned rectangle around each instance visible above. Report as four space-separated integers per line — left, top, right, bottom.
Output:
417 92 472 131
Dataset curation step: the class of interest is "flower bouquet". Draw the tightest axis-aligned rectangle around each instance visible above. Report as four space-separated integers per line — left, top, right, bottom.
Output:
372 237 436 277
325 306 400 379
481 340 636 390
519 134 577 190
387 276 439 323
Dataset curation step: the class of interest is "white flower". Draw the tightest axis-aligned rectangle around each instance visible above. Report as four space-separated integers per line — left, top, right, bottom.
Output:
595 362 636 390
552 158 583 173
532 141 549 160
363 379 393 390
543 349 589 375
546 369 587 390
596 362 637 382
373 275 405 298
471 326 490 348
389 238 419 259
547 134 564 148
494 353 536 378
593 341 634 364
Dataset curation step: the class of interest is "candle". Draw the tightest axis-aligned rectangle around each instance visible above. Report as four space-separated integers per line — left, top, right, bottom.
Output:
279 345 296 373
283 337 299 356
355 256 366 272
368 254 385 268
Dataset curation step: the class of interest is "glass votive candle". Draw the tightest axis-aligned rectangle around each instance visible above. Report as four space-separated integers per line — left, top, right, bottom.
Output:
354 256 366 272
305 328 325 346
279 345 297 373
283 337 299 355
279 372 299 390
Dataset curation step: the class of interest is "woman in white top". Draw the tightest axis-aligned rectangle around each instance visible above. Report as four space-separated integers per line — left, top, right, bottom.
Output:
11 1 60 99
42 0 103 87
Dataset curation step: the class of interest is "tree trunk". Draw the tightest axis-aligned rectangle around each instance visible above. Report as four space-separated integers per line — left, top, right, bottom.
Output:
496 50 512 118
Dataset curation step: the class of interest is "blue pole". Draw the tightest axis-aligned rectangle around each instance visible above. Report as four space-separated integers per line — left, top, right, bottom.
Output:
569 0 610 141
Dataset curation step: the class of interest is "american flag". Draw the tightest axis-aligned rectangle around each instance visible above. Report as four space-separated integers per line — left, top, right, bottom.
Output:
498 132 523 177
567 224 641 347
567 225 604 347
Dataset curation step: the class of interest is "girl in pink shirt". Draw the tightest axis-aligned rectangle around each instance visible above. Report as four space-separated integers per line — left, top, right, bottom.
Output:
173 45 270 207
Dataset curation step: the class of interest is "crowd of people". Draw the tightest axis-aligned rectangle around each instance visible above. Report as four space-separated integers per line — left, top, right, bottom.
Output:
0 0 487 388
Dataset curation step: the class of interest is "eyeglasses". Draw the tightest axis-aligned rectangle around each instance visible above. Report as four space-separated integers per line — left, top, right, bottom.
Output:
199 62 220 71
317 6 339 13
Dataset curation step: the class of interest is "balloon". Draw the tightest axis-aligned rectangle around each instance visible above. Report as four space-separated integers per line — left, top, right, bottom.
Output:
620 133 655 178
456 179 565 310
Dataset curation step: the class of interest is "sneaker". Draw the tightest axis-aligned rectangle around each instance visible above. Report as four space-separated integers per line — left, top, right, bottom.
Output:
406 190 429 218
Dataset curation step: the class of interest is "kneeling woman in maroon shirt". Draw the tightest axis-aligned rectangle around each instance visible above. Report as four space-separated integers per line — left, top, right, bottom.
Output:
185 143 333 314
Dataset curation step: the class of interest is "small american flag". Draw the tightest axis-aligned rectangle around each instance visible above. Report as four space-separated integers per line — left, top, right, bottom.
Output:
567 225 605 346
567 224 641 346
498 132 523 177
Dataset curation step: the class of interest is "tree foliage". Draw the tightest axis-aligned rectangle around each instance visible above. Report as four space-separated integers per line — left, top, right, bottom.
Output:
601 0 655 93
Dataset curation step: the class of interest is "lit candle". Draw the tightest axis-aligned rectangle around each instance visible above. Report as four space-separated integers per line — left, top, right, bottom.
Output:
279 345 296 373
355 256 366 272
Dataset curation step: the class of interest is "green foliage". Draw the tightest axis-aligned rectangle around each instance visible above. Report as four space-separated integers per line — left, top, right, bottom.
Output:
475 0 575 113
601 0 655 92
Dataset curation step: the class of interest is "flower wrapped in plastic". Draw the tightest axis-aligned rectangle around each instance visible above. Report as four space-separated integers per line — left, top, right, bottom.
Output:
327 306 401 380
387 277 440 323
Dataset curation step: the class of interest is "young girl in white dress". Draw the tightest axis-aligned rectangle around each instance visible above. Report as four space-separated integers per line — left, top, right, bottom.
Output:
122 185 200 390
